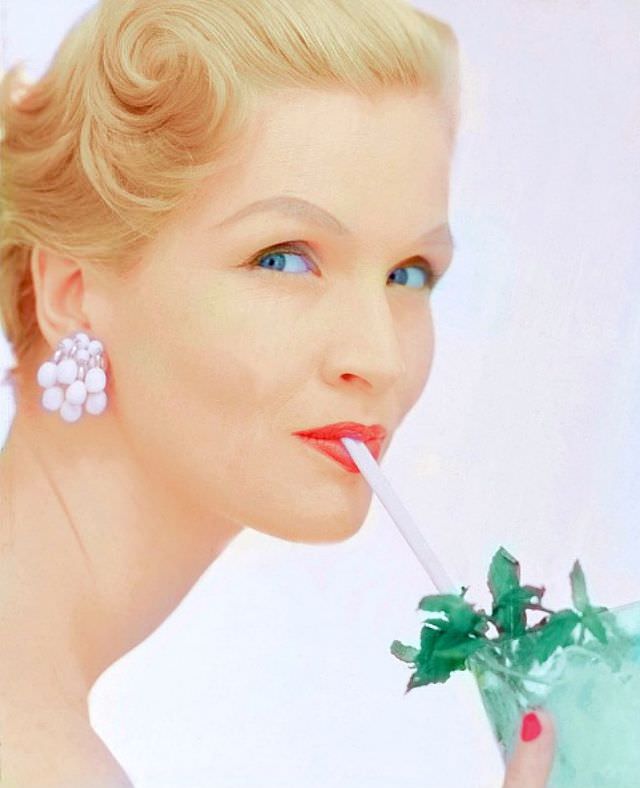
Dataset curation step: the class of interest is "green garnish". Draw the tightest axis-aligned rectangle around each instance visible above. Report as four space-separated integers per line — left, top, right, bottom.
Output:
390 546 613 694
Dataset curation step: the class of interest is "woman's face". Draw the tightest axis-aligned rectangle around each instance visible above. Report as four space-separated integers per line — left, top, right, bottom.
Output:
102 88 454 543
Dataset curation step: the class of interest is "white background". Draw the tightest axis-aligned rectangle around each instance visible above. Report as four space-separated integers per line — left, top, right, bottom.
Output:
1 2 639 786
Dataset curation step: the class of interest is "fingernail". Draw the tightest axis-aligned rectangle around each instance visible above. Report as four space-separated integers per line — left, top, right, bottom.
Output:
520 711 542 742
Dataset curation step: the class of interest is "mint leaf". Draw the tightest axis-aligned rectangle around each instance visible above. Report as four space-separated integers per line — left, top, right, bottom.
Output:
486 548 548 638
570 561 590 612
392 594 491 691
436 638 488 660
415 628 467 684
417 593 468 613
418 593 489 638
405 670 434 693
488 546 521 605
570 560 608 643
390 641 419 663
412 625 457 685
532 609 581 662
492 583 545 638
581 607 609 644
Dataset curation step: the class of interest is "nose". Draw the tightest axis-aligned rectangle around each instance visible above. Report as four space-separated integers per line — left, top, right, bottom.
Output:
321 288 409 393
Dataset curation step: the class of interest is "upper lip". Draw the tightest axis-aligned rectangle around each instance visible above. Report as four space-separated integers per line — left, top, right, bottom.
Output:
292 421 387 442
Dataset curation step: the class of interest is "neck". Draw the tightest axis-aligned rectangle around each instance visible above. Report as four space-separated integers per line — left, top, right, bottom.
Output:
0 359 244 723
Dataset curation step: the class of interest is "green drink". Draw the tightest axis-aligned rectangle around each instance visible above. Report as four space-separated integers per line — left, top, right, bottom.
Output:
390 547 640 787
467 600 640 787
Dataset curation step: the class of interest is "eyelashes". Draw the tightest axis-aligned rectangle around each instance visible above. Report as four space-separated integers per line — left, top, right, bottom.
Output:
243 241 440 291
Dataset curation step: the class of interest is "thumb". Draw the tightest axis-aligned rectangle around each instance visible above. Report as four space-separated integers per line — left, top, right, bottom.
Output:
502 708 556 788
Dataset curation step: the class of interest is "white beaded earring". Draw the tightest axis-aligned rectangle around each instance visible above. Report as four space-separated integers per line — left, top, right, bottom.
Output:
36 331 109 423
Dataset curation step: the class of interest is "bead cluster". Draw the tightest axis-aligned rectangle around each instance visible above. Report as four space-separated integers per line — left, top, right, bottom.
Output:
36 331 108 423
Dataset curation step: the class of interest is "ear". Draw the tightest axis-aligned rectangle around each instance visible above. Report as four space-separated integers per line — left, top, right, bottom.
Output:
30 244 91 350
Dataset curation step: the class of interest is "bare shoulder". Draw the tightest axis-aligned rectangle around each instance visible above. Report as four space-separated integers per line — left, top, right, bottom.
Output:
1 722 134 787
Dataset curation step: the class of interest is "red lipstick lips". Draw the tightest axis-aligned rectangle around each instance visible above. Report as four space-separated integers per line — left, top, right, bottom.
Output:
292 422 387 472
293 422 386 442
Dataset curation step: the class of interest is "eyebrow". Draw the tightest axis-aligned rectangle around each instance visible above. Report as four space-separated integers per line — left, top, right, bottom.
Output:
212 195 455 251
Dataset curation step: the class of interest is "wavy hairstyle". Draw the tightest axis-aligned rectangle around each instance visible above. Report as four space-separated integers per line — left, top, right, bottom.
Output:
0 0 460 370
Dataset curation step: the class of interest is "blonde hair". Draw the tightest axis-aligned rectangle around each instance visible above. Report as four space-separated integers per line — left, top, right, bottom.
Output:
0 0 460 368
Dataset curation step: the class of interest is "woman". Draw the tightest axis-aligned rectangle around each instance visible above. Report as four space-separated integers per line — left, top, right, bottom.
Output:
0 0 555 784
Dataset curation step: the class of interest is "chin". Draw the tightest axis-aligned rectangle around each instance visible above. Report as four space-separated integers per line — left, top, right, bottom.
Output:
247 507 368 545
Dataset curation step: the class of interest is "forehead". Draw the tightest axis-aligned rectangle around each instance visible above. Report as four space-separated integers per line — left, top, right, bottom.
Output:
210 88 450 202
244 87 451 166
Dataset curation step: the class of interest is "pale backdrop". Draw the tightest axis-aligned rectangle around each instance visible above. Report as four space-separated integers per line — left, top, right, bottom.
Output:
1 1 639 785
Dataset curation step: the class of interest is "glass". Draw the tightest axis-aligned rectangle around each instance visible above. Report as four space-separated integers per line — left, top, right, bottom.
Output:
467 600 640 787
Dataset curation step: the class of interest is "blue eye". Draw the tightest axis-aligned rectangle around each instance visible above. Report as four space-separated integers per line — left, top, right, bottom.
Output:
388 266 431 289
254 249 311 274
250 244 435 290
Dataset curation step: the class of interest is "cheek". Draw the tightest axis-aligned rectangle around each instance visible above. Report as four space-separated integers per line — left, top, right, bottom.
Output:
400 305 435 411
113 277 297 482
168 283 295 414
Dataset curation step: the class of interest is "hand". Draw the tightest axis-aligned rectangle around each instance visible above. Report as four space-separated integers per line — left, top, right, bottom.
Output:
502 709 555 788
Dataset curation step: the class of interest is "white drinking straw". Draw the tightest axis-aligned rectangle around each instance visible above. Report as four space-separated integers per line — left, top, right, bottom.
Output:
341 437 459 595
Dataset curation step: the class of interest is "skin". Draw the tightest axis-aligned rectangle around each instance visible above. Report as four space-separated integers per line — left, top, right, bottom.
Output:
503 709 556 787
0 87 552 786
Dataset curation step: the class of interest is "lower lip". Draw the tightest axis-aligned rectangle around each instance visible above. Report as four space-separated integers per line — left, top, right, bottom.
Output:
295 436 382 473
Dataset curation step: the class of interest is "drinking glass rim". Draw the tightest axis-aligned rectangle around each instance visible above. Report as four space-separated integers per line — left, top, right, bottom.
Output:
607 599 640 614
465 597 639 681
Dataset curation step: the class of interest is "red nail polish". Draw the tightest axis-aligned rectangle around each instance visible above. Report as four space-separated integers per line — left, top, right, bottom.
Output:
521 711 542 742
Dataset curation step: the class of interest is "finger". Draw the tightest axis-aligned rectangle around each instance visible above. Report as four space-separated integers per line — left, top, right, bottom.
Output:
502 708 555 788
